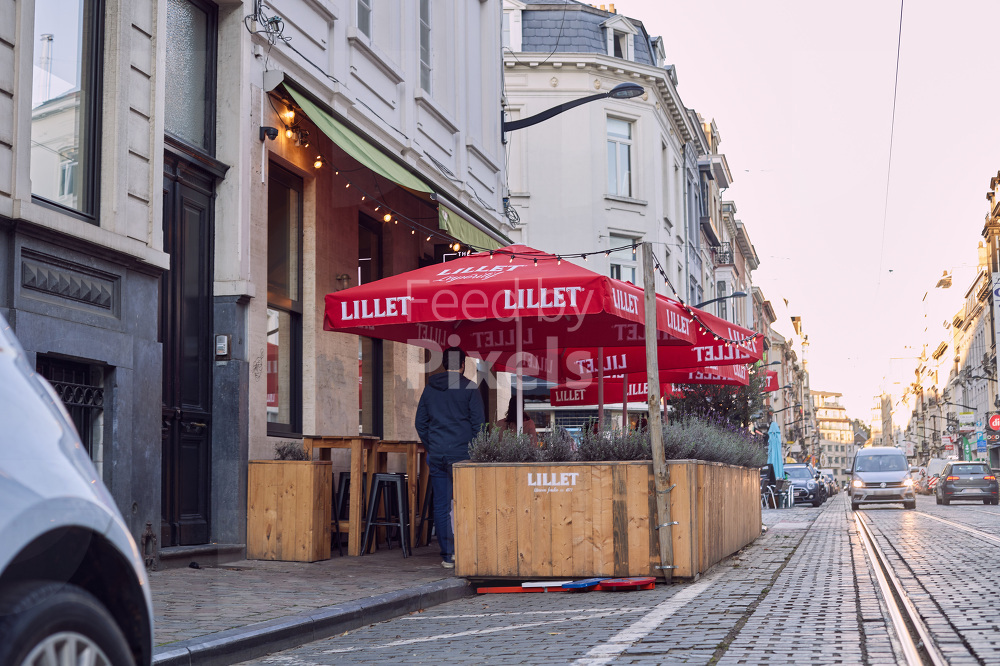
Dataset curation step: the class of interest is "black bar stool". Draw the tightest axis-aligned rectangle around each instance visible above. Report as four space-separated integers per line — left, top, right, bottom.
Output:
360 473 409 557
418 486 434 545
336 472 366 521
330 478 343 557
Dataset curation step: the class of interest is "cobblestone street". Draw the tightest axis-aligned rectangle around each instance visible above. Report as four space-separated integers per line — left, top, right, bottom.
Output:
233 494 1000 665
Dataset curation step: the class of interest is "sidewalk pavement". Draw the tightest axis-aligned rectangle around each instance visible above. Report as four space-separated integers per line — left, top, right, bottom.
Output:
149 507 832 666
150 544 467 666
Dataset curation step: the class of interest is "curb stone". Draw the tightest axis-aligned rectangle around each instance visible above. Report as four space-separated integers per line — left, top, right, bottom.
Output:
152 577 471 666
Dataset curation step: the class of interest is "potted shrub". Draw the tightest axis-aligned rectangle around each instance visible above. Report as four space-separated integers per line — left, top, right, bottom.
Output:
452 419 764 580
247 442 333 562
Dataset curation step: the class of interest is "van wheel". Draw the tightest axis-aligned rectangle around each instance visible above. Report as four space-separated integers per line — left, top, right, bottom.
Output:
851 502 859 511
904 501 916 510
0 581 133 666
942 497 950 506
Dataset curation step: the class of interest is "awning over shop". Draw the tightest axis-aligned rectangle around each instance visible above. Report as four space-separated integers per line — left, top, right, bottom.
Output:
438 204 502 251
285 86 432 193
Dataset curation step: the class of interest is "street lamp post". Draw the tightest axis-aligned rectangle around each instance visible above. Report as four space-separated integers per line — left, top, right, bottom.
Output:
502 82 644 134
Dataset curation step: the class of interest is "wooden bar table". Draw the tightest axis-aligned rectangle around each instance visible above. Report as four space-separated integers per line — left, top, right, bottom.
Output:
303 435 379 556
371 440 428 549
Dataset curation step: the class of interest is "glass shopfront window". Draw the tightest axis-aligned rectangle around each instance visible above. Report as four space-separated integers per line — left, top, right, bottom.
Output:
267 165 303 435
30 0 103 218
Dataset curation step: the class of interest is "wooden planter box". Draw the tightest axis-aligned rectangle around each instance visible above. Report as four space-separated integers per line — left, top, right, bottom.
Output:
247 460 332 562
453 460 760 580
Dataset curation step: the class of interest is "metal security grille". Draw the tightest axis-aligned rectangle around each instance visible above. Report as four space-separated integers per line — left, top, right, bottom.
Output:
36 357 104 458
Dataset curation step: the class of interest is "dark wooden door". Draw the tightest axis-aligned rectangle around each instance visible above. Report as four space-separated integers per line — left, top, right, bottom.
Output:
161 154 214 546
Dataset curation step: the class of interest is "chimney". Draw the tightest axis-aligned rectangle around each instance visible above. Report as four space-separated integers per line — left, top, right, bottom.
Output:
610 3 616 12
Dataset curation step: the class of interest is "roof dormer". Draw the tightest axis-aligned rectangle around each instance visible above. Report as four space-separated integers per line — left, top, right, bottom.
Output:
602 14 638 61
502 0 526 52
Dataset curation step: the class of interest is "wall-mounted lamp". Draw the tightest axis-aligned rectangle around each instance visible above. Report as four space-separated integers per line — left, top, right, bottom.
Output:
335 273 352 290
260 126 278 141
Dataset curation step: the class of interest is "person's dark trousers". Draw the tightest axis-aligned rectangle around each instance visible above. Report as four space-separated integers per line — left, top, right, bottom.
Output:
428 451 467 562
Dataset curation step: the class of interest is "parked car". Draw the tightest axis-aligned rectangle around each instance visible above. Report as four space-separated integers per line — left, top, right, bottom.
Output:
0 314 153 665
784 463 826 507
935 461 1000 505
821 472 839 496
850 447 916 510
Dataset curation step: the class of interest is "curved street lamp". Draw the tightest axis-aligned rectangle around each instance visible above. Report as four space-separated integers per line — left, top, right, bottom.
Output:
502 83 644 133
772 403 803 415
694 291 747 309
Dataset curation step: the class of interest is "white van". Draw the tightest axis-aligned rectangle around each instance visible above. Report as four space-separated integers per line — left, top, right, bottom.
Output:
850 446 916 510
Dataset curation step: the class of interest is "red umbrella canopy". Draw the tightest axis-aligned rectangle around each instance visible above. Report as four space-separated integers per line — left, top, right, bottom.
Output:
551 381 672 407
485 299 762 382
324 245 696 353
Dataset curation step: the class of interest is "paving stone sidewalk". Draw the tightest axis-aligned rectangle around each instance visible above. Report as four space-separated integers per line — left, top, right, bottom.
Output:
149 544 464 664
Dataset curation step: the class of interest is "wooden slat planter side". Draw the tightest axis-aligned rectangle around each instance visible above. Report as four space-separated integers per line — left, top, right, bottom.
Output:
247 461 332 562
454 460 760 580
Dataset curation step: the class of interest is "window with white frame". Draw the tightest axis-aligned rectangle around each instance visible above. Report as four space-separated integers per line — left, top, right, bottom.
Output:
357 0 372 38
607 29 634 60
419 0 431 92
607 118 633 197
609 234 637 284
717 281 728 320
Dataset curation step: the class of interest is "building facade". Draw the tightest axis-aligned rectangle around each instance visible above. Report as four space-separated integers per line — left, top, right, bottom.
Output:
4 0 509 562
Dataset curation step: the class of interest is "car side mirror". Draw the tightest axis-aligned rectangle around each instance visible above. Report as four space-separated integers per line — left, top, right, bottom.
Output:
909 466 919 473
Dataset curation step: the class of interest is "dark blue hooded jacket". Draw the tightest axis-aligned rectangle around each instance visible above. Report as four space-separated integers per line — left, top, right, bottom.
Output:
415 372 485 461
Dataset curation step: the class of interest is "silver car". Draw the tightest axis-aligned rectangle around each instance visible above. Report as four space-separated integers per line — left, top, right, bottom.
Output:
850 446 916 510
0 315 153 665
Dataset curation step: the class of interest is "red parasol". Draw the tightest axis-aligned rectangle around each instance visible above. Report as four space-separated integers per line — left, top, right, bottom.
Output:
324 245 696 430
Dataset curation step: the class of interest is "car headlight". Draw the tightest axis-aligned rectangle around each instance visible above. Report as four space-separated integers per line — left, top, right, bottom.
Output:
807 480 815 489
903 478 913 487
853 479 864 488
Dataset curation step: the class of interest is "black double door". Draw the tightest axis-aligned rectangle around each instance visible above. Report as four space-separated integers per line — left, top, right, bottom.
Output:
160 154 214 546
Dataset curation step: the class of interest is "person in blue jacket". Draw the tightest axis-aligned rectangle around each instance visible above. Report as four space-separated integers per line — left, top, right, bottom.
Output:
415 347 485 568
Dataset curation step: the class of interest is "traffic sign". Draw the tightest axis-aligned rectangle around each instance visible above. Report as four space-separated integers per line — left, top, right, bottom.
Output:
990 413 1000 431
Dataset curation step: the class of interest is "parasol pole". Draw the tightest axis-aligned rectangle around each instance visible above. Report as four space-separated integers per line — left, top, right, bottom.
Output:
516 314 523 434
597 347 604 428
622 373 628 431
642 242 671 582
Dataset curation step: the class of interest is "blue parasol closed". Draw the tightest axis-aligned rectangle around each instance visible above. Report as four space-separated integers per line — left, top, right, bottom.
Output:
767 422 783 482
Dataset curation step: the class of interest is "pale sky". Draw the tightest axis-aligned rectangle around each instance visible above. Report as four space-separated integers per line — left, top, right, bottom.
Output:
622 0 1000 420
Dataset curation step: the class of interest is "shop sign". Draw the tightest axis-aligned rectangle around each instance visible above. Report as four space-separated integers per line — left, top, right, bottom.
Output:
991 413 1000 431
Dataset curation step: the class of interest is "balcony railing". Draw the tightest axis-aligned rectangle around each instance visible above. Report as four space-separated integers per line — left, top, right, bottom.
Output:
713 242 733 266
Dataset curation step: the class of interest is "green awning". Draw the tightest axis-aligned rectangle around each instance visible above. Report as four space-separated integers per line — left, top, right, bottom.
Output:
285 86 432 193
438 205 502 251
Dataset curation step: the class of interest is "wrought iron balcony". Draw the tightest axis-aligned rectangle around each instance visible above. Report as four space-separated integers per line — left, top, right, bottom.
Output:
713 242 733 266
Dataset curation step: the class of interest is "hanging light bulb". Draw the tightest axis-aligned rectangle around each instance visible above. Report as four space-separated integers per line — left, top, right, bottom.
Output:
411 229 415 235
345 183 350 188
632 244 637 256
313 156 323 169
452 243 461 252
509 254 515 263
393 219 398 224
557 256 562 266
582 254 587 261
285 108 295 123
426 235 432 241
284 127 294 139
489 251 494 258
605 250 611 257
383 213 392 223
533 258 538 267
361 195 365 201
374 206 380 211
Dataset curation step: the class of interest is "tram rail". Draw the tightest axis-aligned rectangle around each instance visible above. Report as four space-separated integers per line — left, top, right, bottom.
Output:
854 511 947 666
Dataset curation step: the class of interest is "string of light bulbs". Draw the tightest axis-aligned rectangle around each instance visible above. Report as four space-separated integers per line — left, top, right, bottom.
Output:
268 96 760 346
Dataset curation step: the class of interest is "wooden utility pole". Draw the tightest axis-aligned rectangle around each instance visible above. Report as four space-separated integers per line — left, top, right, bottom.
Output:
642 242 673 581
